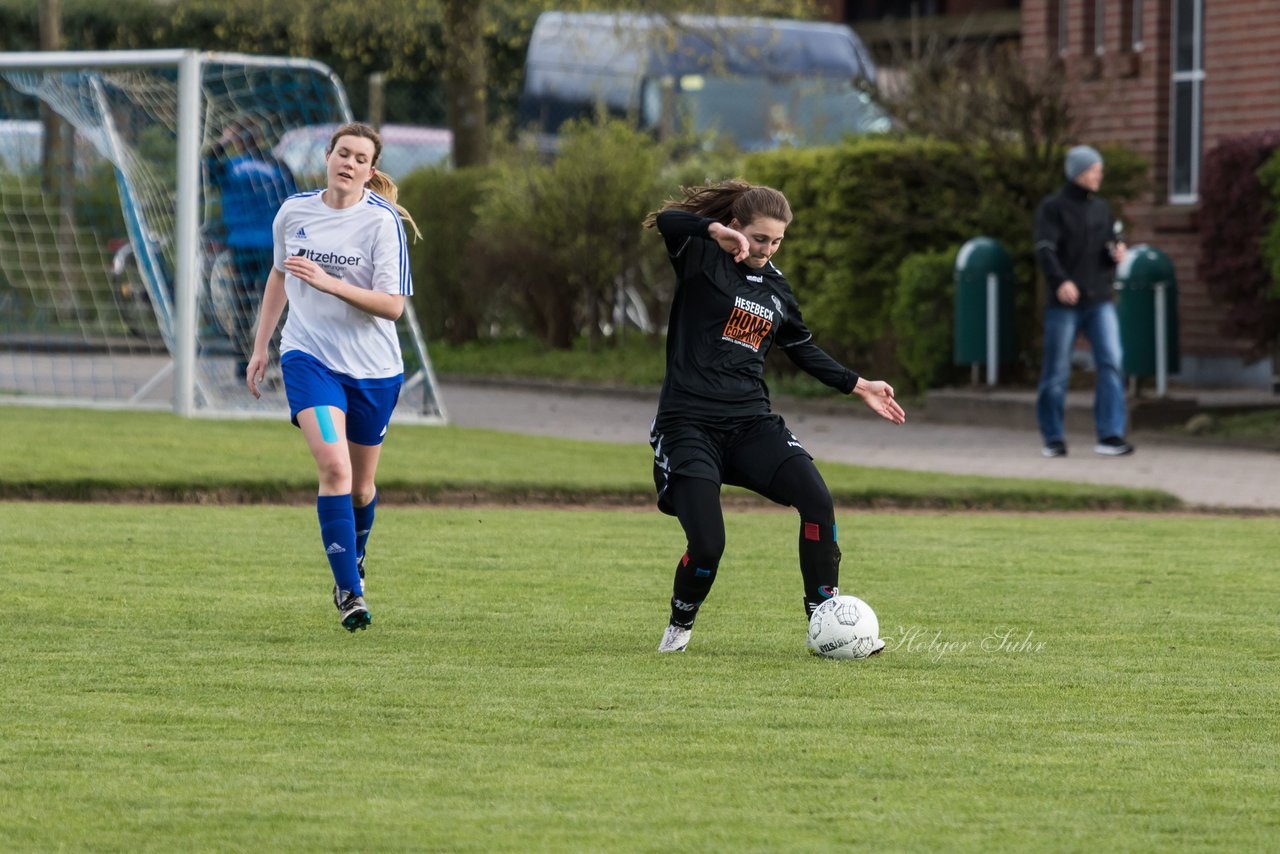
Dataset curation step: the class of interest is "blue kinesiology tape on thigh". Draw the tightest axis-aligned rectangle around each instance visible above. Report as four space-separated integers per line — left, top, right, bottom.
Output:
315 406 338 444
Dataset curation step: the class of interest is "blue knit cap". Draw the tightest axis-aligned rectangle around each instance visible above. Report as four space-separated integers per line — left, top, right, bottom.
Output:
1065 145 1103 180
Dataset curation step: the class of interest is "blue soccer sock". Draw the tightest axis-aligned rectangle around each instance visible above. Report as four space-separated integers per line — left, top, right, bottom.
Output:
353 492 378 561
317 494 362 595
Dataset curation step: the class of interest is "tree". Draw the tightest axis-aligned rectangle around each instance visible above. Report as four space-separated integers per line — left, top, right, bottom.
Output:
442 0 489 167
871 40 1077 217
3 0 824 163
38 0 66 200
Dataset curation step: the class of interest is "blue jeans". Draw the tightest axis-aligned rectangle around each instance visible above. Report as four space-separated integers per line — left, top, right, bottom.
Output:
1036 302 1128 444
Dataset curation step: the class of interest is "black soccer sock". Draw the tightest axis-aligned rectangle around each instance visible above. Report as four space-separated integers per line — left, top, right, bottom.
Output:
666 475 726 629
798 519 841 619
763 456 841 621
670 551 719 629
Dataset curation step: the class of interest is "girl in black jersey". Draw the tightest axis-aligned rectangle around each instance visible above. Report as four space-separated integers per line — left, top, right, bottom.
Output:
643 179 906 653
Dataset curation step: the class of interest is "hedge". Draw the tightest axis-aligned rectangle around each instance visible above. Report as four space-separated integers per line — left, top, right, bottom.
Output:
744 135 1145 387
1205 134 1280 356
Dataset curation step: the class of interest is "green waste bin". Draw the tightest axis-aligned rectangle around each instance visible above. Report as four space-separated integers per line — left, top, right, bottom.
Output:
954 237 1016 381
1115 245 1180 383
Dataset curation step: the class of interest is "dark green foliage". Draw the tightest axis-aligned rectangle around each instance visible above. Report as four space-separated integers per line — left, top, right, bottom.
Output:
891 247 960 392
745 137 1001 379
0 1 820 129
744 136 1146 387
388 118 689 352
476 115 665 349
1197 131 1280 357
398 165 497 344
0 0 1154 384
1261 147 1280 301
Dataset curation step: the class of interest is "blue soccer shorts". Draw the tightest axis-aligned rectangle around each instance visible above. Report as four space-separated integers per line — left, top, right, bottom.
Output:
280 349 403 446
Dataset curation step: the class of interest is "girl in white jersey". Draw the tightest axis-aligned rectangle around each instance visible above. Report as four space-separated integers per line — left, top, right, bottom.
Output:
246 121 421 632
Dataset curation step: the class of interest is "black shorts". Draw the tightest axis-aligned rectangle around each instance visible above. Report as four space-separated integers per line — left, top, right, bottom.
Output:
649 413 812 516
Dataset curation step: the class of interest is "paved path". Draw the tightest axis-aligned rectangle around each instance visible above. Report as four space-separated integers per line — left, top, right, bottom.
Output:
439 382 1280 511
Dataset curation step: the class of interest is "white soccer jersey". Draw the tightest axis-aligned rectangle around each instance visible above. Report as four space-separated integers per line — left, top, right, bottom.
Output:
273 189 412 380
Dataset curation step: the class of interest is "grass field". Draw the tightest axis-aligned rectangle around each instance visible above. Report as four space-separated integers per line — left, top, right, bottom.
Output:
3 504 1277 851
0 406 1179 511
1168 408 1280 451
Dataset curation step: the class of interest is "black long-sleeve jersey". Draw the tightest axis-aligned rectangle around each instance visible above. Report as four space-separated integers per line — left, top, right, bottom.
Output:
1034 181 1119 308
654 210 859 422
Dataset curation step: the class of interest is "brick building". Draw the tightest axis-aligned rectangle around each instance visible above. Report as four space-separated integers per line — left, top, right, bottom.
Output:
827 1 1280 387
1022 0 1280 387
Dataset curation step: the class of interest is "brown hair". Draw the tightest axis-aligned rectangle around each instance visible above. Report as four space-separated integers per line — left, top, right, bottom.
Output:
326 121 422 241
643 178 792 229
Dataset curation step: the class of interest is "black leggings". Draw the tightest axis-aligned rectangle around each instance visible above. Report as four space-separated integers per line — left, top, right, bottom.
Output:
667 455 835 567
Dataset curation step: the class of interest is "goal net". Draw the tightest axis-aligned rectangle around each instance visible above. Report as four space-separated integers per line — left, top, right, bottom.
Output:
0 51 446 422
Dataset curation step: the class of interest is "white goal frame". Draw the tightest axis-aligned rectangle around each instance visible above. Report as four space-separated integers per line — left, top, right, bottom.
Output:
0 49 447 423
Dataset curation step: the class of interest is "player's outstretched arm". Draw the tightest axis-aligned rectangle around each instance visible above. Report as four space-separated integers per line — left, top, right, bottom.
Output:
852 378 906 425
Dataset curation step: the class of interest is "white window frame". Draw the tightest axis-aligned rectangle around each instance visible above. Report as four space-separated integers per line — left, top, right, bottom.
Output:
1169 0 1204 204
1095 0 1107 56
1058 0 1070 58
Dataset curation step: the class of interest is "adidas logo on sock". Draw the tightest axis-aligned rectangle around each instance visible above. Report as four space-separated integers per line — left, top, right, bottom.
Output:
325 542 346 554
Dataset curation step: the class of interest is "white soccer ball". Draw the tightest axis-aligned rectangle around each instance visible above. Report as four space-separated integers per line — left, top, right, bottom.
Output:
807 594 882 659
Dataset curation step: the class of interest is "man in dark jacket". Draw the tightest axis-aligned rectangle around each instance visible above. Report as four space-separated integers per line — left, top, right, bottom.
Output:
1033 145 1133 457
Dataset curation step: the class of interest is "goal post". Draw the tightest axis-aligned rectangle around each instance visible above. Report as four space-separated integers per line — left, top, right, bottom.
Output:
0 50 447 423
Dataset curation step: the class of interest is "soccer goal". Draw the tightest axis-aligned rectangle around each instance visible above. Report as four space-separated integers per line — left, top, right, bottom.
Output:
0 50 446 422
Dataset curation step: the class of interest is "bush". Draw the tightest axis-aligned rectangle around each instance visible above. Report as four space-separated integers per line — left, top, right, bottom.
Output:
744 136 1146 384
1197 131 1280 358
399 165 497 344
476 115 666 349
745 137 966 376
1255 147 1280 301
891 247 961 392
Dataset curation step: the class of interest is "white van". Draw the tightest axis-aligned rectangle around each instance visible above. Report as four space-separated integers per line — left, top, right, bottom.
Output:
518 12 888 153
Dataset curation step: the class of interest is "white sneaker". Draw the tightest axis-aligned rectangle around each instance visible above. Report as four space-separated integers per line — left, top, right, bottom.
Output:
657 624 692 653
1094 436 1135 456
869 638 886 656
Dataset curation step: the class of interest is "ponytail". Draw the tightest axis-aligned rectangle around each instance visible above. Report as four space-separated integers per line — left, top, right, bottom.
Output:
643 178 792 229
368 171 423 242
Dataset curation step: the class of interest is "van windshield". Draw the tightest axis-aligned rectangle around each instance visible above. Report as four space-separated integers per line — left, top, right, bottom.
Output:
664 75 889 151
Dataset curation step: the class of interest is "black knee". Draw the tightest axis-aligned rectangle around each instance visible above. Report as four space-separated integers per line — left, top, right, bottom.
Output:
770 456 834 525
796 486 834 528
669 475 726 568
685 528 725 570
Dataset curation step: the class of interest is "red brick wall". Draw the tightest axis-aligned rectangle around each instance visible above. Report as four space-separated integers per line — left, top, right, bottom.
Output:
1202 2 1280 144
1023 1 1280 360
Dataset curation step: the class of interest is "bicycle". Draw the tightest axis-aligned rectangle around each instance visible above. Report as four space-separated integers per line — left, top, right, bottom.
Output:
109 231 246 359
